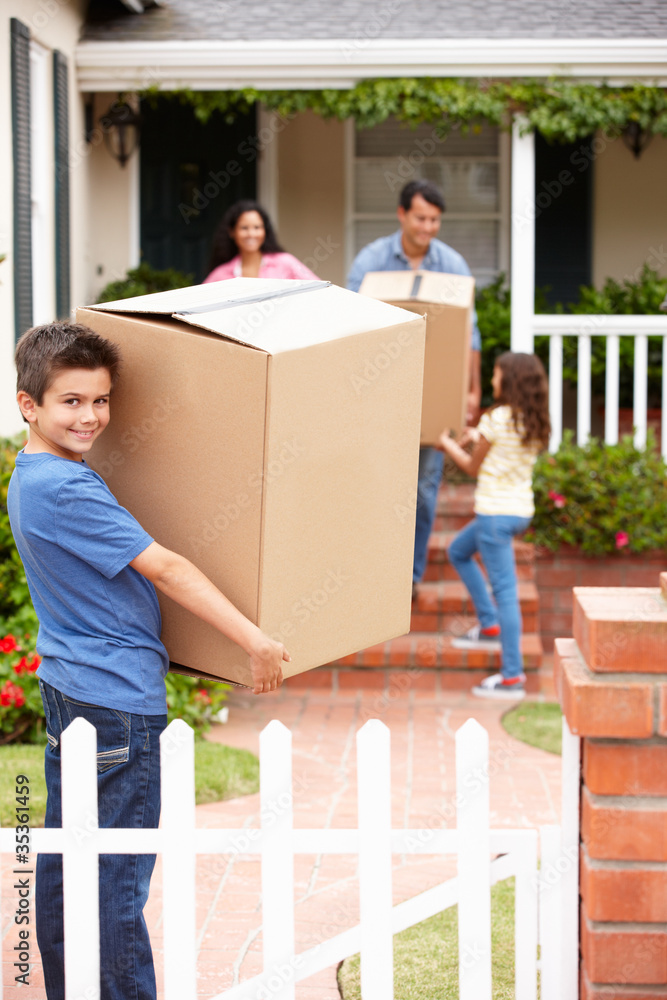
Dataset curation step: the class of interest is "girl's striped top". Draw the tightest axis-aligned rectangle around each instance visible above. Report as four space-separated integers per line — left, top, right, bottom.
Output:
475 405 540 517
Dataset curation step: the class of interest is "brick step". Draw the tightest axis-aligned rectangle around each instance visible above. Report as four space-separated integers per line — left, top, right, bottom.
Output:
424 531 535 582
434 481 476 531
411 580 539 633
325 632 542 691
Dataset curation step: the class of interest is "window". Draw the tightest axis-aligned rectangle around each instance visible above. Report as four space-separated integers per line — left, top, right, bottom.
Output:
350 118 508 286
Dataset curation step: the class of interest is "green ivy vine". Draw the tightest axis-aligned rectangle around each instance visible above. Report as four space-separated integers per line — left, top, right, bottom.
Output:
143 78 667 142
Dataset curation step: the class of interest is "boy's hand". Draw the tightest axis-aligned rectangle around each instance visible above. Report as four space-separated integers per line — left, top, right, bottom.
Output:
131 543 291 692
248 635 290 695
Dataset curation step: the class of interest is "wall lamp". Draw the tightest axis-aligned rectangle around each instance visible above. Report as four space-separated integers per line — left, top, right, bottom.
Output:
621 121 652 159
99 99 142 168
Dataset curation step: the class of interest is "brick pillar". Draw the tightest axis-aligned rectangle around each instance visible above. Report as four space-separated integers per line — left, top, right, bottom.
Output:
554 573 667 1000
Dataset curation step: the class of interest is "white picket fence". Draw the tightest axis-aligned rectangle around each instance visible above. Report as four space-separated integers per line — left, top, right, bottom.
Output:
0 715 581 1000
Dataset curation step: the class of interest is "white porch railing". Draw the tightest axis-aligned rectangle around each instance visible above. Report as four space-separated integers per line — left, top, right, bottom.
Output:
535 314 667 454
0 716 580 1000
510 118 667 457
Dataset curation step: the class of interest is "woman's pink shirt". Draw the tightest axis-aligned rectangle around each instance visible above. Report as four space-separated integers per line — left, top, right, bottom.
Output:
204 253 318 282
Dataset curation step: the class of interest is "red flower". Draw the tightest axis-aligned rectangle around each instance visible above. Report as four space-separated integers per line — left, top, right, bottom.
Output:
13 655 39 675
0 681 26 708
0 635 19 654
615 531 630 549
194 689 211 705
548 490 566 509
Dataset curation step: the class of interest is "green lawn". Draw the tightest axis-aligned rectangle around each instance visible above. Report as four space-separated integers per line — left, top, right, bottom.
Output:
338 878 516 1000
0 740 259 828
502 701 563 755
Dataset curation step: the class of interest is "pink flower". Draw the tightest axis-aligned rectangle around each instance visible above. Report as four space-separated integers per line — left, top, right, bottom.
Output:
548 490 566 509
615 531 629 549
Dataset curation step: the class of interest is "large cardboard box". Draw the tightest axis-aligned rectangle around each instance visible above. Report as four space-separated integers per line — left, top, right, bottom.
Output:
358 271 475 444
78 278 425 686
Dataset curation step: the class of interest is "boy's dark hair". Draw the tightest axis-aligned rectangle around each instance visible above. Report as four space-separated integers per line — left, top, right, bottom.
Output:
15 322 121 411
399 180 446 213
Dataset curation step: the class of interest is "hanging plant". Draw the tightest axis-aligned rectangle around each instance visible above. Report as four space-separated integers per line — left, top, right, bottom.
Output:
141 78 667 142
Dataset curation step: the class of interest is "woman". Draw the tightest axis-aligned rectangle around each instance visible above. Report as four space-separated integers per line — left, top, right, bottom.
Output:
204 200 318 282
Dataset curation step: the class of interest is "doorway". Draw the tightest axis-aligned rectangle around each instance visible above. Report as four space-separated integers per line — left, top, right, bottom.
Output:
140 98 257 283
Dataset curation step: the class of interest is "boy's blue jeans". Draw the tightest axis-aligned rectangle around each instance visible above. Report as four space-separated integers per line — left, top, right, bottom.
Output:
448 514 532 679
413 446 445 583
37 680 167 1000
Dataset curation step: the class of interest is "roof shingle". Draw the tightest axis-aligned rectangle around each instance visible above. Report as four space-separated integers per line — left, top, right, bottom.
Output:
81 0 667 42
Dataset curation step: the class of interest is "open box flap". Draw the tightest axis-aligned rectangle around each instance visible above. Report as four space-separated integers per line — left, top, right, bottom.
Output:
84 278 423 354
359 270 475 308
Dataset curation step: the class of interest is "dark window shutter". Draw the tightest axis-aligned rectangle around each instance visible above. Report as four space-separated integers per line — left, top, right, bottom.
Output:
11 18 33 341
53 51 70 319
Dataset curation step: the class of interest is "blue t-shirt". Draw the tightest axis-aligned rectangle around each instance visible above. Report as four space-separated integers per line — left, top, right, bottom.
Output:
7 452 168 714
346 230 482 351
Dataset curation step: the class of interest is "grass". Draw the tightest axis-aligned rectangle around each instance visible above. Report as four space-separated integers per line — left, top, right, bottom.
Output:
0 740 259 827
337 878 516 1000
502 701 563 755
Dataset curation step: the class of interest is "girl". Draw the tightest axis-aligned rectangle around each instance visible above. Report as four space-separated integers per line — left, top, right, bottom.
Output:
438 352 550 699
204 200 318 281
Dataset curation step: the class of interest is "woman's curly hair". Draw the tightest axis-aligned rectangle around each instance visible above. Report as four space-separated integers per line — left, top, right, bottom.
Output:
208 200 284 271
493 351 551 451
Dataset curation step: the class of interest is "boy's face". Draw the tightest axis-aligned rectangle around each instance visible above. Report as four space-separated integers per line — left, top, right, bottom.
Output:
18 367 112 462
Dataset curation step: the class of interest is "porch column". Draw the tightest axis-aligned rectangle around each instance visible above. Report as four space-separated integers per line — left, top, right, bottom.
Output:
510 116 535 353
554 576 667 999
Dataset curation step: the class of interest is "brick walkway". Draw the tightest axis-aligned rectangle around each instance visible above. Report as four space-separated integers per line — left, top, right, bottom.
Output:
2 683 561 998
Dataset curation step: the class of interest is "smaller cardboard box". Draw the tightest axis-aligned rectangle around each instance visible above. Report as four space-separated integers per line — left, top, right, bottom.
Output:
78 278 425 687
358 271 475 444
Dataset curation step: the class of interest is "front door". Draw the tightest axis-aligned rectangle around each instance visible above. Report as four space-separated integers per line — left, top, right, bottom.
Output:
140 98 257 283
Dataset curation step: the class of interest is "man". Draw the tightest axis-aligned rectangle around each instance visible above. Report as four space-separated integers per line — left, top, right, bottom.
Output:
347 179 482 596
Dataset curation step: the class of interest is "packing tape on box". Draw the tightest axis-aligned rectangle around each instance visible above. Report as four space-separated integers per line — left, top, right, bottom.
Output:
178 280 331 316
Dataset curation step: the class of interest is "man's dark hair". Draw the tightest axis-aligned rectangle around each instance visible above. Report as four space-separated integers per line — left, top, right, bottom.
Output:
15 322 121 413
399 180 446 213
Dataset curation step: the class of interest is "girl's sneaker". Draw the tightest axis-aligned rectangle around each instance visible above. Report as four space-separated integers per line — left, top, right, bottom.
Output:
472 673 526 699
452 623 502 650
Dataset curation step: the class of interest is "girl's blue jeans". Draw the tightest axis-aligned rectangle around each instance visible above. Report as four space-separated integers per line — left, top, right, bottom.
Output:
448 514 532 679
36 680 167 1000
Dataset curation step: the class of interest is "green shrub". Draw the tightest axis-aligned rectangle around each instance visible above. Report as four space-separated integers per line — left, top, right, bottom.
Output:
0 634 44 743
475 276 511 406
165 672 229 736
96 262 193 303
0 437 227 740
528 430 667 554
0 436 36 637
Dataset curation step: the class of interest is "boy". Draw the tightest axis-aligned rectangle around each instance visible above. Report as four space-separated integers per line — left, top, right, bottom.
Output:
8 322 288 1000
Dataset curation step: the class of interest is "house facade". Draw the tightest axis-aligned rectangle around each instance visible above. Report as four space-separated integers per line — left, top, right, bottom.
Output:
2 0 667 437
